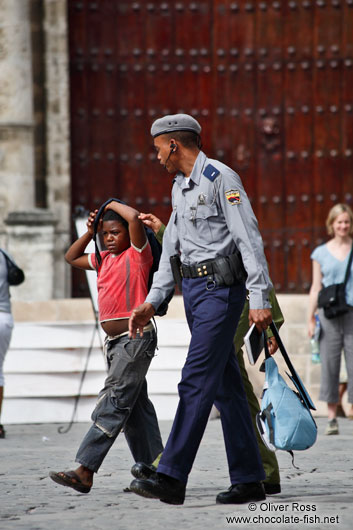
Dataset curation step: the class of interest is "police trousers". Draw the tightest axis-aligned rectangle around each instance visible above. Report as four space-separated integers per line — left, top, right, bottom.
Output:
75 328 163 472
157 278 266 486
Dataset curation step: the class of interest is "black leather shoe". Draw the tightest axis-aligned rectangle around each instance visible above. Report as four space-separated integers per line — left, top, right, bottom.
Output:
130 473 186 505
131 462 157 480
216 482 266 504
263 482 281 495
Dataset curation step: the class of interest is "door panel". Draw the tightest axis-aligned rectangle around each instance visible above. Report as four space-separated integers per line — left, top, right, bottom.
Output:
68 0 353 296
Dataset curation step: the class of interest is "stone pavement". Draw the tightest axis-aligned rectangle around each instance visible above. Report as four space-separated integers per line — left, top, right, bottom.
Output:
0 417 352 530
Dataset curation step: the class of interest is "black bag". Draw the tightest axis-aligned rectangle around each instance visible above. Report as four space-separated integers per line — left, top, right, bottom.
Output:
317 245 353 319
93 198 174 317
0 249 25 286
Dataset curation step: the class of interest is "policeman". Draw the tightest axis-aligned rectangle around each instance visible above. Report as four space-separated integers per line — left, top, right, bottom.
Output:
129 114 273 505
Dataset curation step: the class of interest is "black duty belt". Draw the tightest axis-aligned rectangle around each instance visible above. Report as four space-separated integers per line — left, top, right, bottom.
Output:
181 260 217 279
180 253 247 287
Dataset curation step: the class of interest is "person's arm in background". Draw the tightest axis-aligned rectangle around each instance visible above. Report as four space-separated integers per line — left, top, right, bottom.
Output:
307 259 322 337
139 213 165 245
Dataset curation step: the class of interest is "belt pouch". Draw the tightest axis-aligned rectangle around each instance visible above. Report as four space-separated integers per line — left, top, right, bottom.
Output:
213 257 235 286
170 254 183 291
228 251 247 283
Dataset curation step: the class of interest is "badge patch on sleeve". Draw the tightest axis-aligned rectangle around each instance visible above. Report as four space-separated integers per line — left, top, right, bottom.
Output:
225 189 241 205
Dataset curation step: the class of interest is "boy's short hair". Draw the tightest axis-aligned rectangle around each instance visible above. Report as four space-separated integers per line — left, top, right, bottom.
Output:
102 209 129 231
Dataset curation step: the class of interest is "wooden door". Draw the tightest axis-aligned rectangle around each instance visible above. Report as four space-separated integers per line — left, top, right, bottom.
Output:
68 0 353 296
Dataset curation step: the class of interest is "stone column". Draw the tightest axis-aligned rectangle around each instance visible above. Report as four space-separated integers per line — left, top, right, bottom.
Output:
0 0 35 239
5 210 57 301
44 0 71 298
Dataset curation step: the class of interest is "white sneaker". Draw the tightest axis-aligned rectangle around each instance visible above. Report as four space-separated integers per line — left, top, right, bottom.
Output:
325 418 339 435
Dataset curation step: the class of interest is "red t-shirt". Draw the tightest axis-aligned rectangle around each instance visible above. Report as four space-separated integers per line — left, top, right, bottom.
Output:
88 242 153 322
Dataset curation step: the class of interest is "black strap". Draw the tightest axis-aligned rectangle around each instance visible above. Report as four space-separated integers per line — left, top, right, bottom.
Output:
263 330 271 359
288 450 299 469
0 249 14 267
343 244 353 286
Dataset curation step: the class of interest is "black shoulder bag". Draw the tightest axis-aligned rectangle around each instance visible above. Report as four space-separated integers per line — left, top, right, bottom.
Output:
0 249 25 286
317 245 353 319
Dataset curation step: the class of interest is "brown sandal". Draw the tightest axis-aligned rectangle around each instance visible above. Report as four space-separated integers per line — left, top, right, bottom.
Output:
49 470 91 493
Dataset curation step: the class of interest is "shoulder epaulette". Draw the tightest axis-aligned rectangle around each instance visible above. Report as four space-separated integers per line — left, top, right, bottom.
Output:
203 164 220 182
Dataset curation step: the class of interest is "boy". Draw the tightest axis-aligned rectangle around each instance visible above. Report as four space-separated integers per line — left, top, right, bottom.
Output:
49 201 163 493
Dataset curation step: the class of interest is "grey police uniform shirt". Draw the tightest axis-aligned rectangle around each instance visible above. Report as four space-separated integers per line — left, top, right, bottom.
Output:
146 151 272 310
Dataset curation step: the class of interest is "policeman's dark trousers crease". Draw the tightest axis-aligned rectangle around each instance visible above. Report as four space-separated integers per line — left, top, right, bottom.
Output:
75 330 164 472
157 277 266 486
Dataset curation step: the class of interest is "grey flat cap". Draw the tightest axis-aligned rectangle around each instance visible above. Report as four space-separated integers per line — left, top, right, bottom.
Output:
151 113 202 138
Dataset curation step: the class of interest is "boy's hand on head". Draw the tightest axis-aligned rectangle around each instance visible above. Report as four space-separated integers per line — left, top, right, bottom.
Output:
86 209 98 236
139 213 162 235
129 303 155 338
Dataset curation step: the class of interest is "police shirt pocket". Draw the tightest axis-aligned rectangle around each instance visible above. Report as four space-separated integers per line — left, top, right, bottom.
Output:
195 203 218 220
194 203 218 242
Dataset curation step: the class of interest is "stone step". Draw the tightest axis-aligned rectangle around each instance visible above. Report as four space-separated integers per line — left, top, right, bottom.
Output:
3 294 328 424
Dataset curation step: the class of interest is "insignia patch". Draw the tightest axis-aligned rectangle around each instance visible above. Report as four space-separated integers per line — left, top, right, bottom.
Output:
198 193 207 205
225 189 241 205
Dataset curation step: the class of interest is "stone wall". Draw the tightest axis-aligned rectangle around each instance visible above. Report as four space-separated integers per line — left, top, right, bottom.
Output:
43 0 71 298
0 0 36 234
0 0 71 300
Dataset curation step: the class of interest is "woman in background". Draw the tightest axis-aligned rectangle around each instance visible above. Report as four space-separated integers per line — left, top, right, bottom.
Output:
0 250 14 438
308 204 353 435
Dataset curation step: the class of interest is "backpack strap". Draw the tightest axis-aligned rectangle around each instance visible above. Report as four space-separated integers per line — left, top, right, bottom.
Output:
263 330 271 359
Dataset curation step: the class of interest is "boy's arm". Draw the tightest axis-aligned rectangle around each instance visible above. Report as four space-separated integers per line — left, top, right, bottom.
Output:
105 201 147 250
64 210 97 270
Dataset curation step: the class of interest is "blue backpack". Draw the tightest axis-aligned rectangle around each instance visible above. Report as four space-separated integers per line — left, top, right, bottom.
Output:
256 323 317 457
